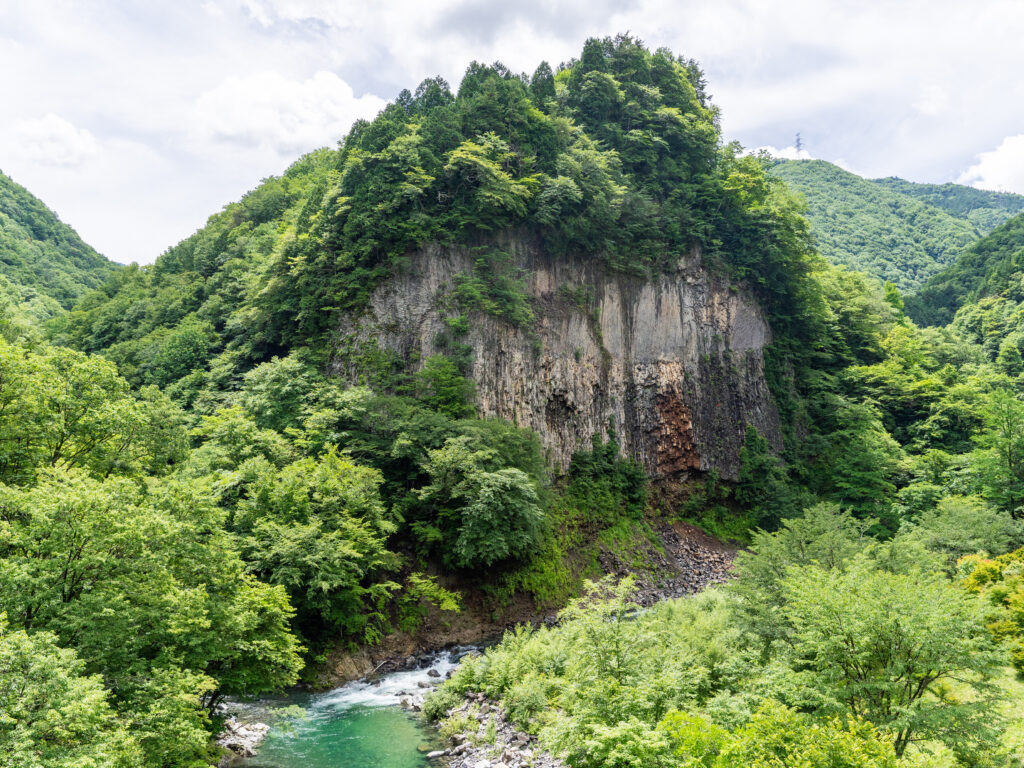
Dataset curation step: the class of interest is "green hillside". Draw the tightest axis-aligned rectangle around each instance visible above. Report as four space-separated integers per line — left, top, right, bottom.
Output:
0 170 118 323
10 35 1024 768
771 159 1021 292
874 176 1024 231
58 40 810 395
906 211 1024 327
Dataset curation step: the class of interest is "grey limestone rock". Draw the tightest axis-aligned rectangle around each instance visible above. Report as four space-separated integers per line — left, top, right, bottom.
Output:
333 236 781 481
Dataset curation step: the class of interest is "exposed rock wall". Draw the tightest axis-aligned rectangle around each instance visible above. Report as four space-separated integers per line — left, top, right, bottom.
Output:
332 236 781 480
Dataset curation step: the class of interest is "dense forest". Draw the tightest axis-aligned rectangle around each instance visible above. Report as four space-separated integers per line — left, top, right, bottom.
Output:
906 212 1024 327
771 159 1024 291
5 34 1024 768
0 170 119 325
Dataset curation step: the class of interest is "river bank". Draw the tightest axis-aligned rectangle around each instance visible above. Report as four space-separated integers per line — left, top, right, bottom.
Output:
317 520 735 688
219 519 735 765
220 647 476 765
428 692 566 768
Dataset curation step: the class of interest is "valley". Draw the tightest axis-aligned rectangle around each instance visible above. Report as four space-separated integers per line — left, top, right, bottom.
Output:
4 30 1024 768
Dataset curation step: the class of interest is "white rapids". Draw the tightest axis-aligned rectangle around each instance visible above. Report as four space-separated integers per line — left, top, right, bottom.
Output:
311 646 477 712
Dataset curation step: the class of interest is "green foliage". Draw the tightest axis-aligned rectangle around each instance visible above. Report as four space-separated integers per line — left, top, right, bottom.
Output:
566 432 647 525
434 497 1016 767
0 274 63 337
233 449 399 641
818 398 903 528
0 620 142 768
0 469 303 766
422 685 464 722
755 254 1024 546
413 355 476 418
908 212 1024 326
873 177 1024 230
735 424 797 527
962 546 1024 677
730 503 870 649
450 247 536 329
897 496 1021 569
0 339 189 484
656 710 728 767
716 701 897 768
771 159 1013 292
444 132 538 225
396 572 462 634
677 470 757 544
417 437 544 569
0 171 118 319
0 334 309 766
498 431 651 607
782 557 1003 758
972 388 1024 517
240 352 326 432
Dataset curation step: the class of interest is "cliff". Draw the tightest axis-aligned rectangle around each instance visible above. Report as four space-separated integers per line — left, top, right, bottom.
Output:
333 236 781 481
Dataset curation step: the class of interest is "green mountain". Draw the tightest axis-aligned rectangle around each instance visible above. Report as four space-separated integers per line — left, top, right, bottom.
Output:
771 159 1024 292
873 176 1024 232
59 42 809 397
12 35 1024 767
906 211 1024 327
0 170 118 324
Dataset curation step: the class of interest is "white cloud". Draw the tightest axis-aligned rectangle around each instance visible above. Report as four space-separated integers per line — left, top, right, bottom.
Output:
913 85 949 117
192 70 386 155
2 1 1024 263
957 134 1024 194
755 145 813 161
11 114 99 167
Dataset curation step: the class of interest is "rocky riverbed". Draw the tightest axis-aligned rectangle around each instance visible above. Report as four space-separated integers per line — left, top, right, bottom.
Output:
218 519 736 764
217 718 270 762
427 692 566 768
318 519 737 686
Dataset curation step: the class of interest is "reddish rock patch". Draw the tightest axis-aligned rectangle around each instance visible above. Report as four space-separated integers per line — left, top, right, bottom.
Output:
653 390 701 475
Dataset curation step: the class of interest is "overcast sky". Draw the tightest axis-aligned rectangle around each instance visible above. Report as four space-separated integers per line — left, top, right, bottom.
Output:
2 0 1023 265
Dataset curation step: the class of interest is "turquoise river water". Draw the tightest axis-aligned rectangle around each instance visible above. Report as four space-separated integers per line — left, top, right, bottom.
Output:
240 649 470 768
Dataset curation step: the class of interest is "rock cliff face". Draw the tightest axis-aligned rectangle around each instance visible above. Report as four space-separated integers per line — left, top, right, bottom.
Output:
333 236 781 480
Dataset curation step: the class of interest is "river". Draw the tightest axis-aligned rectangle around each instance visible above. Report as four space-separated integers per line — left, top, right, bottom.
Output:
239 648 473 768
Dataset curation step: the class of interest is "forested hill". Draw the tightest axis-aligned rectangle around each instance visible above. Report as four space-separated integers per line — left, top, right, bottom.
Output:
873 176 1024 231
58 36 811 401
0 170 118 324
12 34 1024 767
906 211 1024 327
771 159 1024 292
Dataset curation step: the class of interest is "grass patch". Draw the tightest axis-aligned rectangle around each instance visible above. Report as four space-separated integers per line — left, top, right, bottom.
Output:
597 518 665 575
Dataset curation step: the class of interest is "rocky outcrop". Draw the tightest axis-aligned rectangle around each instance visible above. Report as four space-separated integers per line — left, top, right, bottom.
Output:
333 235 781 480
217 717 269 763
435 693 566 768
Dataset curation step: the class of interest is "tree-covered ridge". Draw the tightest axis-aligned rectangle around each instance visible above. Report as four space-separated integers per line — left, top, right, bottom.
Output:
770 159 1013 292
906 212 1024 326
426 503 1024 766
0 170 118 323
0 317 657 766
13 33 1024 767
57 34 812 403
873 176 1024 232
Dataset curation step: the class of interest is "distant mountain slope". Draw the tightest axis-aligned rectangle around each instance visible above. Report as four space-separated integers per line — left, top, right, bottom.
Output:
0 170 118 321
872 176 1024 232
905 211 1024 326
771 159 1020 292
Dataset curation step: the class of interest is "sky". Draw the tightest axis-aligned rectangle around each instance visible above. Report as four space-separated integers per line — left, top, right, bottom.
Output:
1 0 1023 265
